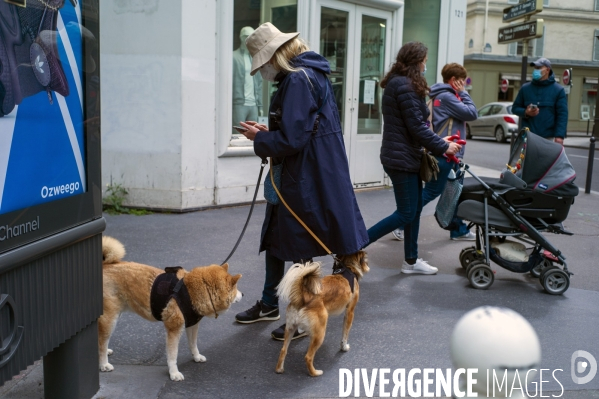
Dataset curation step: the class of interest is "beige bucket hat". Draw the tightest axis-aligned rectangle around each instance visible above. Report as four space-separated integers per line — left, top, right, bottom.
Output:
245 22 299 76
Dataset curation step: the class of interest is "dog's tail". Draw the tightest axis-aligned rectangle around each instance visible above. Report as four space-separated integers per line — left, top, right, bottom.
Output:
277 261 322 306
102 236 126 264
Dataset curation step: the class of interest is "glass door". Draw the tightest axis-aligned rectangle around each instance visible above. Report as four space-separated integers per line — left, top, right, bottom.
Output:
314 1 391 187
350 7 390 187
317 2 355 153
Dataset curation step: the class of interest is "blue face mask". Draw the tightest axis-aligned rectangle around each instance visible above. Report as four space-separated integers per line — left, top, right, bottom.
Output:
422 63 427 76
532 69 542 81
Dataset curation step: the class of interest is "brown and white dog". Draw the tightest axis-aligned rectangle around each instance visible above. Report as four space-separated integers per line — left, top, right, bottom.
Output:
275 251 369 376
100 236 242 381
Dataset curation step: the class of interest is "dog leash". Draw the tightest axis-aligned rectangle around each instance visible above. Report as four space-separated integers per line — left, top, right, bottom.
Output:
220 159 267 266
269 165 338 262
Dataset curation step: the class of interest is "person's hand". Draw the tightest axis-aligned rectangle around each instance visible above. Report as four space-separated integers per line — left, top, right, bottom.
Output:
445 142 462 155
554 137 564 145
245 121 268 131
525 104 540 117
451 78 465 93
239 121 263 141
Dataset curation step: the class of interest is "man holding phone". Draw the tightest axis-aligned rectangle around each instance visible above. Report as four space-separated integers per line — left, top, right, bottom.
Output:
512 57 568 145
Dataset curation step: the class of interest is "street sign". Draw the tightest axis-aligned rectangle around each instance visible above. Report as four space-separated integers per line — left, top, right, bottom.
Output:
498 19 544 44
465 76 472 86
562 69 571 86
501 79 509 93
503 0 543 23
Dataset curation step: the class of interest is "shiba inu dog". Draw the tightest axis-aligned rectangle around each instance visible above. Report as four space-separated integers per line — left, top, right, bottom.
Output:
275 251 368 376
99 236 242 381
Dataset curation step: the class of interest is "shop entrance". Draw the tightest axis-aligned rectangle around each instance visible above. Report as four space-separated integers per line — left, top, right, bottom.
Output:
310 1 392 188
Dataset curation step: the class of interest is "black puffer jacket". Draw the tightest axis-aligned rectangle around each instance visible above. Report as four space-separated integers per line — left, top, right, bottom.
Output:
380 75 449 173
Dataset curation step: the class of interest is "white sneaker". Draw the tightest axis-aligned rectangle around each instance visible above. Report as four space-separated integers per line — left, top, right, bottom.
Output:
451 231 476 241
392 229 404 241
401 258 438 275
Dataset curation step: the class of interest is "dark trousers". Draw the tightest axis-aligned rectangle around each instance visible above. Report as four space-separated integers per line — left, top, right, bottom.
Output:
367 166 422 261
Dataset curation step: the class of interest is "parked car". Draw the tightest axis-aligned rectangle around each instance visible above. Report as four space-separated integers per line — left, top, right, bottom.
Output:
466 102 519 143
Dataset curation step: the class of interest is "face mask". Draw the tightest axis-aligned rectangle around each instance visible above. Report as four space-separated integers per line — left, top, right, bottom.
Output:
422 63 427 76
259 63 278 82
532 69 542 81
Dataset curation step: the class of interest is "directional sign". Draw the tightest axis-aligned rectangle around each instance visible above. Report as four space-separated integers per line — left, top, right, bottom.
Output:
503 0 543 23
498 19 544 44
501 79 509 93
562 69 571 86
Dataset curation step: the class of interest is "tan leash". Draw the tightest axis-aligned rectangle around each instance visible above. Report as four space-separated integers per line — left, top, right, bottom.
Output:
269 159 337 261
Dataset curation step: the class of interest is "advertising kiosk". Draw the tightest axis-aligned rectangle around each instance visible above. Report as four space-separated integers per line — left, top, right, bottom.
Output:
0 0 103 397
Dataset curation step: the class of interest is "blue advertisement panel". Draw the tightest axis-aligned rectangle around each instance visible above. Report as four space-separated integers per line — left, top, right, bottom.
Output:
0 0 86 216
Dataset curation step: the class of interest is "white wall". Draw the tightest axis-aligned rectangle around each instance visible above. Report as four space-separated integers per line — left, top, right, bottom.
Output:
100 0 216 210
437 0 467 82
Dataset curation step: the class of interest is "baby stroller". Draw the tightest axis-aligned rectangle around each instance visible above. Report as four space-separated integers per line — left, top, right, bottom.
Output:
455 129 578 295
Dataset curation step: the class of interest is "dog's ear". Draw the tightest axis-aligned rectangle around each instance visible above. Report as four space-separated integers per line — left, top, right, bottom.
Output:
230 274 242 286
221 263 229 272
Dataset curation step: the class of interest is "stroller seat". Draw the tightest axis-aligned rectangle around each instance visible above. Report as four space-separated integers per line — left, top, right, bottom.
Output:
460 177 576 225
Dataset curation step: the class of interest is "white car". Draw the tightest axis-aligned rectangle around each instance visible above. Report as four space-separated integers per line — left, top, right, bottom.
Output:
466 102 519 143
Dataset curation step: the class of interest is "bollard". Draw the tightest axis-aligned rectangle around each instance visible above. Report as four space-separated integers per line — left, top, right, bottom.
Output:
585 137 596 194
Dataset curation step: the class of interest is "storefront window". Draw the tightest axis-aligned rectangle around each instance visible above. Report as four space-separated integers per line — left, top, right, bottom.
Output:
230 0 297 146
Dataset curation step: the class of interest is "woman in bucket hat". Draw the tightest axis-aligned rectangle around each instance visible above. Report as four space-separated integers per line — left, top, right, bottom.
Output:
234 23 368 340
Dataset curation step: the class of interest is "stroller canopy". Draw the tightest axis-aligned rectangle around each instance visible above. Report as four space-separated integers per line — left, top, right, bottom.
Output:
507 130 578 197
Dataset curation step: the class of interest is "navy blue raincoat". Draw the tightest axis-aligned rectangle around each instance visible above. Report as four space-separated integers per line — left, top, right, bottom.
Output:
253 52 368 261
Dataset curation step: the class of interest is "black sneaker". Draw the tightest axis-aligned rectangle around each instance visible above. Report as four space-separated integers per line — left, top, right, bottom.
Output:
271 324 308 341
235 300 280 324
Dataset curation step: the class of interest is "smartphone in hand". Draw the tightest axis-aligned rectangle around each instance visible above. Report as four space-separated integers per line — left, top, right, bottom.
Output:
530 104 538 110
233 125 248 133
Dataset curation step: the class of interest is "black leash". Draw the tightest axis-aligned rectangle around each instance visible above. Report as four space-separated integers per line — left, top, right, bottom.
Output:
221 159 267 265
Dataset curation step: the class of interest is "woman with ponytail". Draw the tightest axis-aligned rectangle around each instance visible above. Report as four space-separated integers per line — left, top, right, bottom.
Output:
366 42 461 275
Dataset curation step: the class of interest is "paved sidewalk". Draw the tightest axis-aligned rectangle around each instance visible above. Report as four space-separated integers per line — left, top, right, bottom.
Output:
1 165 598 399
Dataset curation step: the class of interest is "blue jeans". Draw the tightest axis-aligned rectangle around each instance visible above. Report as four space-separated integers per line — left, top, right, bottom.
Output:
401 156 469 239
367 166 422 261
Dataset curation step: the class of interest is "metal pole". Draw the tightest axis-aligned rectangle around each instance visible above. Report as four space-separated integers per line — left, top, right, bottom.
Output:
514 38 529 148
588 118 591 136
585 137 596 194
593 34 599 138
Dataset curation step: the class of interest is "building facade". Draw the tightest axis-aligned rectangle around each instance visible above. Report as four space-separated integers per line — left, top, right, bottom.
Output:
464 0 599 132
100 0 466 211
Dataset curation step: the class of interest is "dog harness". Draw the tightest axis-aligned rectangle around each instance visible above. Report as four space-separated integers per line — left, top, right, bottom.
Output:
332 262 356 293
150 267 203 328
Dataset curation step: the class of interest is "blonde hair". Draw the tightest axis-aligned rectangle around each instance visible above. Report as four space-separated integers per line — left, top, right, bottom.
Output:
271 37 310 74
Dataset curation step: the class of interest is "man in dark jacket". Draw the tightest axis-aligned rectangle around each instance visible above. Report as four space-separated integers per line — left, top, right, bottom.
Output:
512 58 568 145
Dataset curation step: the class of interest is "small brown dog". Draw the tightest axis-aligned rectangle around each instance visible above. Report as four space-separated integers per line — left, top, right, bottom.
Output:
100 236 242 381
275 251 369 376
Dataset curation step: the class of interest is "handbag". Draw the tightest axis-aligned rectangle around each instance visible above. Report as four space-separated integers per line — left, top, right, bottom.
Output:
419 97 453 182
435 168 464 229
263 159 283 205
419 151 439 182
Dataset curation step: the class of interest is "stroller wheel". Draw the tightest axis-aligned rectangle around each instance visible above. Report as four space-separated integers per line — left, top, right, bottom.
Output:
541 268 570 295
468 263 494 290
530 259 552 278
460 247 483 269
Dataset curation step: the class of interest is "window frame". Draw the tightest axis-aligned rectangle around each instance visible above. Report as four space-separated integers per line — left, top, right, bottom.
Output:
594 29 599 62
216 0 308 157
